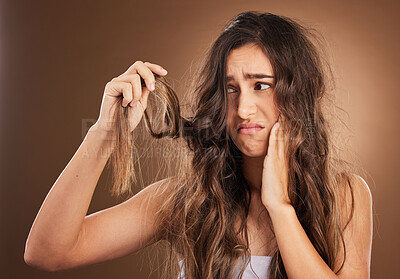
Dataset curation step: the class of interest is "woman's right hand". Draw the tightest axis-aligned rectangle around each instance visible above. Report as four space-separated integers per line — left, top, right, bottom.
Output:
92 61 168 136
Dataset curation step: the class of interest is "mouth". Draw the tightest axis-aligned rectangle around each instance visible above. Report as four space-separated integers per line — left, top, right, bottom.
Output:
237 123 265 135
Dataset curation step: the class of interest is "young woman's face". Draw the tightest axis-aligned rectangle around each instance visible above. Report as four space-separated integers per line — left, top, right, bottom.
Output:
226 43 279 158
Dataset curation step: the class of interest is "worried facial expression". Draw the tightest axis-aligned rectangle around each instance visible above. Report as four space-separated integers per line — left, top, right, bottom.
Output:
226 43 280 158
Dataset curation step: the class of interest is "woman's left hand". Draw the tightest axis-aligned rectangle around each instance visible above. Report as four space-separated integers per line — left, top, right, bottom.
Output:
261 120 291 212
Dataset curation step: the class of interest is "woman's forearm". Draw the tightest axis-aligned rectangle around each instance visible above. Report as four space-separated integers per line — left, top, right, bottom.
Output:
268 205 338 279
24 125 114 267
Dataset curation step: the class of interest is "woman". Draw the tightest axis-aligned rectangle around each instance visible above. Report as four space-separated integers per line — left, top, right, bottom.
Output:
24 11 373 278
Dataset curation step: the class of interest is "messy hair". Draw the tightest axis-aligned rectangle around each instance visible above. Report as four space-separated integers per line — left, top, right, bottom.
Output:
107 11 356 279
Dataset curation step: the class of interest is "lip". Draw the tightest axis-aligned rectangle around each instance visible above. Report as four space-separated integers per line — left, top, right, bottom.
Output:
237 123 265 134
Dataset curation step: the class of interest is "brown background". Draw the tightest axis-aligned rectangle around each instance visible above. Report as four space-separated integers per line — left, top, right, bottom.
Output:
1 0 399 278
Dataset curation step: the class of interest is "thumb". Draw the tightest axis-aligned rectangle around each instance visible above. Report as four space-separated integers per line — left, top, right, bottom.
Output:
140 87 150 110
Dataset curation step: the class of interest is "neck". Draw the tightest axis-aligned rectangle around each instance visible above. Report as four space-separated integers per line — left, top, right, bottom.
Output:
241 154 264 192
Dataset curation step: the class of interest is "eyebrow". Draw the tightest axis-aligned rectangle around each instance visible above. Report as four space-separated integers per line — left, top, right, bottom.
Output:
226 73 275 82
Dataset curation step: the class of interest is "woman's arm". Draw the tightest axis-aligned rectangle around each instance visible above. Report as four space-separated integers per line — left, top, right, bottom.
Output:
24 126 113 270
262 121 373 279
334 175 373 278
267 175 372 279
24 125 175 272
24 61 171 272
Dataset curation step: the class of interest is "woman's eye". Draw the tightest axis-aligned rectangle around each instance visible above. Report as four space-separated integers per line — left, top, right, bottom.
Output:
227 83 271 94
255 83 271 91
227 87 236 93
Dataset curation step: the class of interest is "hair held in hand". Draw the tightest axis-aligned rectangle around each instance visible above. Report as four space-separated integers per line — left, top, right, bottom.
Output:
107 11 358 279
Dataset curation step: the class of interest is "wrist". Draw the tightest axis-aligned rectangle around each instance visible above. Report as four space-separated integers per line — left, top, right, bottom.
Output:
89 123 112 138
87 124 115 150
266 203 295 219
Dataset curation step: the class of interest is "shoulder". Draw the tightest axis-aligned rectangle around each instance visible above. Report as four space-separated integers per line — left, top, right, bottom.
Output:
338 173 372 218
123 176 178 235
346 174 373 217
134 175 178 200
134 176 179 218
140 176 179 239
350 174 372 203
142 175 179 199
334 173 373 276
346 173 373 228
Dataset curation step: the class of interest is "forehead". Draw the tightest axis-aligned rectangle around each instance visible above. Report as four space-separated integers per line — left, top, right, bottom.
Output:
226 43 273 77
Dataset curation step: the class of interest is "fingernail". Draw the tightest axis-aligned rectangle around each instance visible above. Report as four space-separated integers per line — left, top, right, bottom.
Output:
150 82 155 91
161 68 167 74
131 101 138 107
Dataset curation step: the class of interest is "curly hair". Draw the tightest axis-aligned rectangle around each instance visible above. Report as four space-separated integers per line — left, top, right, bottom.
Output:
107 11 356 279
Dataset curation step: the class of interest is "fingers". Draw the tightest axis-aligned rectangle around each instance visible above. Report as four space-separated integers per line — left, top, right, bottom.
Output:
106 80 133 107
267 121 280 157
144 61 168 76
277 122 286 158
112 74 141 106
140 87 150 110
105 61 167 110
130 74 142 104
115 60 167 109
267 121 287 158
123 61 168 91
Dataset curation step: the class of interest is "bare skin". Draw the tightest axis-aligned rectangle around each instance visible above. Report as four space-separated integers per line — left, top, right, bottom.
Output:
226 42 279 256
24 61 176 272
227 43 372 278
25 46 372 278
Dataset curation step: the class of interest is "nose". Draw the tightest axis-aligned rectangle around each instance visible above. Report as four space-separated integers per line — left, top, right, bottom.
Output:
237 90 257 119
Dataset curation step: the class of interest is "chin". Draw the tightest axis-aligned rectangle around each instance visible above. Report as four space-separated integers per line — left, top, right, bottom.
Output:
241 150 266 158
236 142 268 158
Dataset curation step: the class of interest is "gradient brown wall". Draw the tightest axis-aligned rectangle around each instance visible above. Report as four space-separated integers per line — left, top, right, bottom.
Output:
1 0 398 278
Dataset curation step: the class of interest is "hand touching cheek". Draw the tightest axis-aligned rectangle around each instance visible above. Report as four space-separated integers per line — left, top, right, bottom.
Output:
261 121 291 212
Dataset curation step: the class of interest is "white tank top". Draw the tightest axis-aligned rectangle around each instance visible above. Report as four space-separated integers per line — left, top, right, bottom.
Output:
178 255 272 278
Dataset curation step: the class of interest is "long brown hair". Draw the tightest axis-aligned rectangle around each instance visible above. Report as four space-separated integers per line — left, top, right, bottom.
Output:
107 11 357 279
